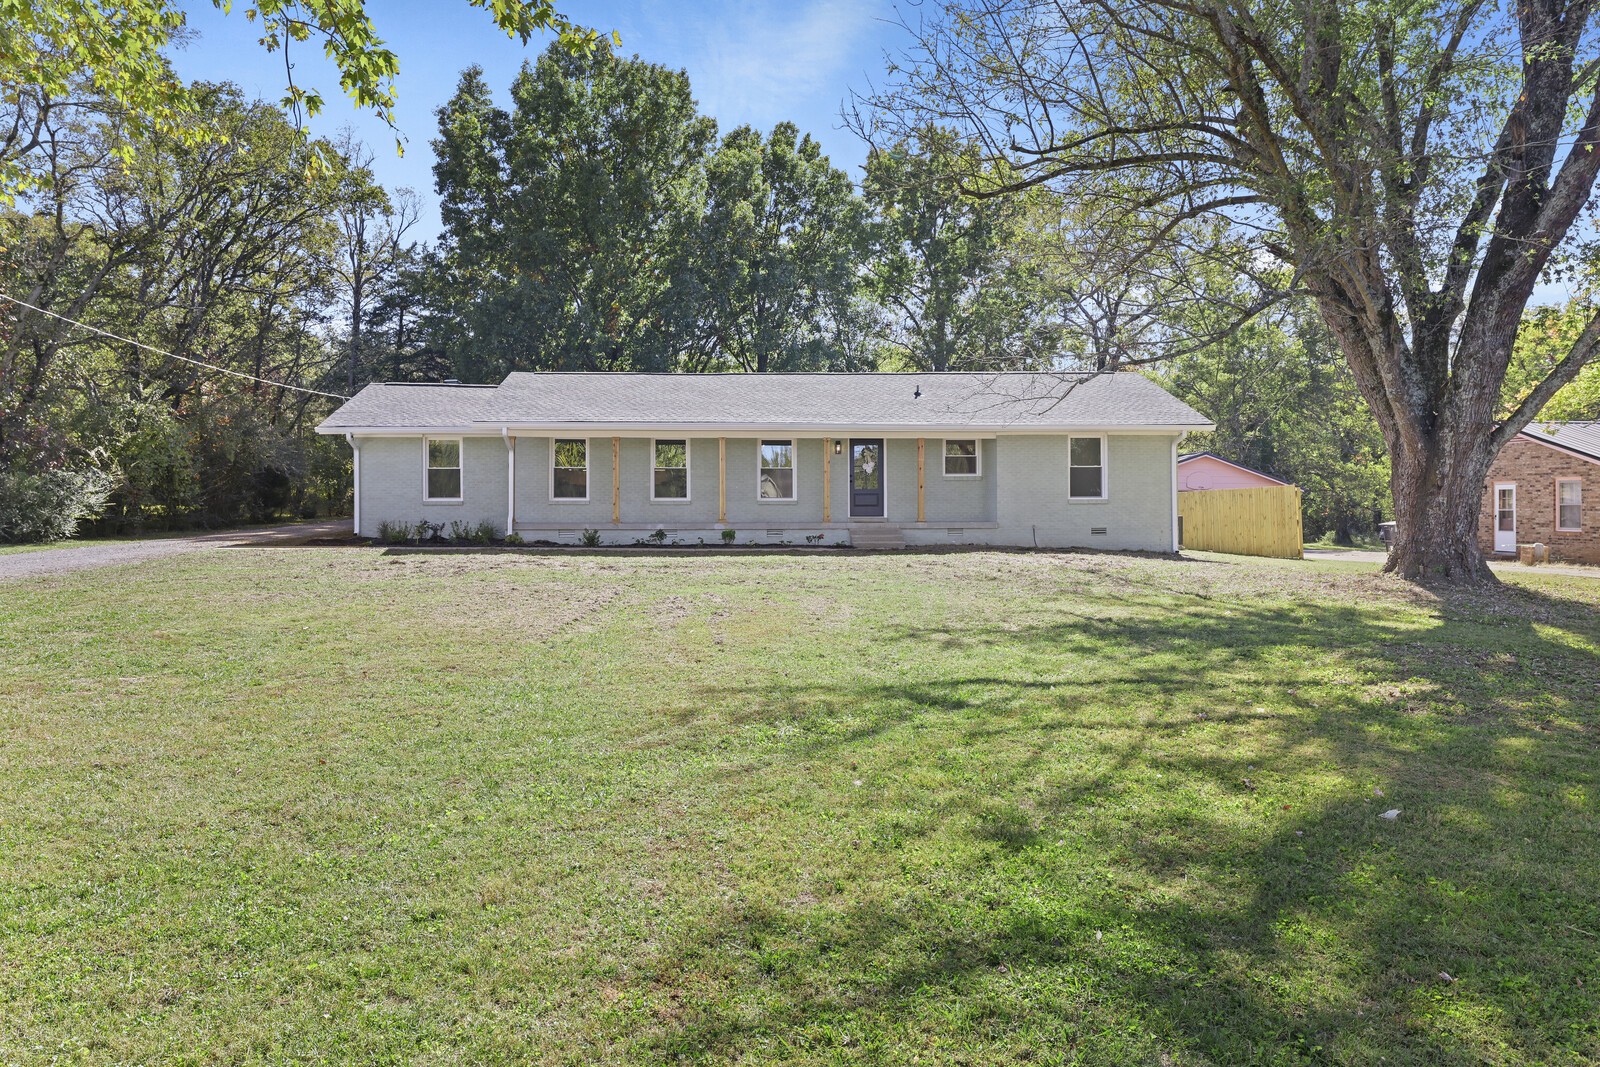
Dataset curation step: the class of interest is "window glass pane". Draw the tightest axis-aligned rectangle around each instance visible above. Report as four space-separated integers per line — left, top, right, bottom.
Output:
944 440 978 475
760 468 794 499
553 440 586 469
655 440 687 469
1069 437 1102 467
654 469 688 499
760 442 794 470
427 468 461 499
553 468 587 498
1069 466 1103 499
852 443 880 489
1559 481 1581 528
428 439 460 469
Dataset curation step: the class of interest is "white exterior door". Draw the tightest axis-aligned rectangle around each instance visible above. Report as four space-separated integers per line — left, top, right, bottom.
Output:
1494 483 1517 553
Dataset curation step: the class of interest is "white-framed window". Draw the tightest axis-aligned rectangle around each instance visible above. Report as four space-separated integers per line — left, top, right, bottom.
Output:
758 439 797 500
1557 478 1583 532
943 439 980 477
424 436 463 501
551 438 589 500
652 439 690 500
1068 435 1108 500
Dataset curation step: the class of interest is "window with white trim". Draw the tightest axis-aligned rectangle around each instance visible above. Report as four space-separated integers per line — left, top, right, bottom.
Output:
944 439 979 476
1558 478 1583 532
552 438 588 500
424 437 462 501
1068 436 1106 499
759 440 796 500
653 439 689 500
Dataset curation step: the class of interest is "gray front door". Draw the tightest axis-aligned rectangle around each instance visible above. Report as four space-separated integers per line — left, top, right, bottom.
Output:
850 439 885 517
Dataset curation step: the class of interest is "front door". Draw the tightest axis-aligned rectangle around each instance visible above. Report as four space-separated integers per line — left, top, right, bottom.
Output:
850 439 885 517
1494 483 1517 553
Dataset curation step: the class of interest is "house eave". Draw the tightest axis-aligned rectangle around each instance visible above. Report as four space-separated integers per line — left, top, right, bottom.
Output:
318 421 1216 437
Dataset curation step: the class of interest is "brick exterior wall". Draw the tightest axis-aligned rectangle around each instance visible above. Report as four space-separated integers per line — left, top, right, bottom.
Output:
1477 435 1600 563
351 432 1179 550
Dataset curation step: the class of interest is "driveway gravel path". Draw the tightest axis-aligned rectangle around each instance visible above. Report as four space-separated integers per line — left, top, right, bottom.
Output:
1302 547 1600 579
0 520 352 580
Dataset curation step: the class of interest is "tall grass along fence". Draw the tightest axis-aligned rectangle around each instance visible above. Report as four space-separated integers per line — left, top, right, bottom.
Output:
1179 486 1304 559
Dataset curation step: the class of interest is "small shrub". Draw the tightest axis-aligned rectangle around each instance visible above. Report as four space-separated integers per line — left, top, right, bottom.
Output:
448 519 472 542
416 520 444 543
720 529 737 544
0 465 115 544
579 528 601 548
504 532 525 546
377 520 409 545
805 534 824 545
471 520 496 545
648 528 667 544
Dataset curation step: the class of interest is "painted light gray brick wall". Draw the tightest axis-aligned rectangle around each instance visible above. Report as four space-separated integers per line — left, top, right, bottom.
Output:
356 435 507 537
725 437 828 526
993 433 1177 550
512 435 615 527
920 437 997 524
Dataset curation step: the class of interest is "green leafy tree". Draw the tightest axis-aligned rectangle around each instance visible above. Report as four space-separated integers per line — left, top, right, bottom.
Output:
869 0 1600 582
687 123 867 372
1504 303 1600 422
861 129 1058 371
431 48 716 377
1 1 602 197
1155 301 1391 543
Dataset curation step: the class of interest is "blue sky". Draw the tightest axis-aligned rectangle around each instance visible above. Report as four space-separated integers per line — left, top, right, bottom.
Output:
169 1 913 238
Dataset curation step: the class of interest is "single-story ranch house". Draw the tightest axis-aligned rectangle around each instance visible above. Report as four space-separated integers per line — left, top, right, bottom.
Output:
1479 421 1598 563
317 372 1213 549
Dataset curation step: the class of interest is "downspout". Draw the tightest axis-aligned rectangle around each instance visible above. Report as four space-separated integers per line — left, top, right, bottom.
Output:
502 427 515 537
1170 437 1180 552
346 433 361 537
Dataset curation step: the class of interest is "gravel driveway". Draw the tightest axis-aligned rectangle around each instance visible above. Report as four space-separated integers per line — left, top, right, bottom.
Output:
1303 546 1600 579
0 520 352 580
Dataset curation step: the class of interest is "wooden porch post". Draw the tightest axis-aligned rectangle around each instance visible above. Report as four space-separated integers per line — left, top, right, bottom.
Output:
822 438 832 523
718 437 727 523
611 436 620 524
917 438 926 523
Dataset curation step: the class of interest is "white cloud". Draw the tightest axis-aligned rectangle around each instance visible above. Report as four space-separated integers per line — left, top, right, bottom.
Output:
644 0 891 132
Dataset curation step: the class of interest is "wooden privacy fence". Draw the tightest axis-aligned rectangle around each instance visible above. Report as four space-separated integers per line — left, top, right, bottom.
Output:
1179 486 1304 559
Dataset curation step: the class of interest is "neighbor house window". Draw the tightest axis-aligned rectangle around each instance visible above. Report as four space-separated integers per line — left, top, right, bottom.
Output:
759 440 796 500
552 438 588 500
424 437 462 501
653 439 689 500
944 439 979 476
1068 436 1107 499
1558 478 1583 531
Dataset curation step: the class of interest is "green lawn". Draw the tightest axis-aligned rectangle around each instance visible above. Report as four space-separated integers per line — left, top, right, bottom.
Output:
2 548 1597 1065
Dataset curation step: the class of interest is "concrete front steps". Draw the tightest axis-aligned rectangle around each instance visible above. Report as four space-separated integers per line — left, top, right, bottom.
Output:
848 523 905 550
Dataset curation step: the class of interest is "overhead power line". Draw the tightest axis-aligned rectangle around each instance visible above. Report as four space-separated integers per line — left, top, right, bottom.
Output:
0 291 352 400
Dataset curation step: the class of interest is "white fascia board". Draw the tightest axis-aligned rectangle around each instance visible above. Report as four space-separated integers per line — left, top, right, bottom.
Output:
321 422 1214 437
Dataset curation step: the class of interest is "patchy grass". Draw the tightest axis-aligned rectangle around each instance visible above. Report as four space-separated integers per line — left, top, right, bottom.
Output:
1 548 1597 1066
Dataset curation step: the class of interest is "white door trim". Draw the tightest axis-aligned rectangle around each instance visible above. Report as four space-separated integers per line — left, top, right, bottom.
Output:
1493 482 1517 553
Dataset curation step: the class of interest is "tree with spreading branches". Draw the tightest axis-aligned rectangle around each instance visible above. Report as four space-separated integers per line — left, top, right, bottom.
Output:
864 0 1600 582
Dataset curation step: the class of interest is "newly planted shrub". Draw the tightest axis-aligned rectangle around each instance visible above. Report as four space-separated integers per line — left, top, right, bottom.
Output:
377 520 409 545
579 528 602 547
471 521 496 545
720 529 737 544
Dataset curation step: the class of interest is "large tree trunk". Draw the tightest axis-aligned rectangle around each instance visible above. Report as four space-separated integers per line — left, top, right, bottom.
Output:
1384 430 1496 583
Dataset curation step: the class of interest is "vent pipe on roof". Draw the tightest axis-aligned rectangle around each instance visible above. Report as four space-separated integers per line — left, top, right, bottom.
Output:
442 378 461 385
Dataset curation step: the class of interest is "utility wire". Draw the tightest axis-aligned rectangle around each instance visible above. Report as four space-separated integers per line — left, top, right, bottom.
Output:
0 291 352 400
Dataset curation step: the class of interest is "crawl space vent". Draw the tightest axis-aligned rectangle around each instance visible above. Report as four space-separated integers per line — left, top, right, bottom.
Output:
1091 527 1108 536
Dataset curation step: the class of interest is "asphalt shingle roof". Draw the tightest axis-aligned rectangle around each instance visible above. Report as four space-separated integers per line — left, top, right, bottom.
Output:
318 371 1212 433
1521 421 1600 462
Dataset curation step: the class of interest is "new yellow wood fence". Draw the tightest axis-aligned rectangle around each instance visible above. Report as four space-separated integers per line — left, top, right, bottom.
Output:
1178 486 1304 559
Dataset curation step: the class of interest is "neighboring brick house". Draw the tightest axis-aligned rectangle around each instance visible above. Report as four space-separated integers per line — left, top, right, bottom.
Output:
1478 422 1600 563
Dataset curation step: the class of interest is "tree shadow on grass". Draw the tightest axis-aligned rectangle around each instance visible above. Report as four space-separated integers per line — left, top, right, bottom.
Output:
627 581 1600 1065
